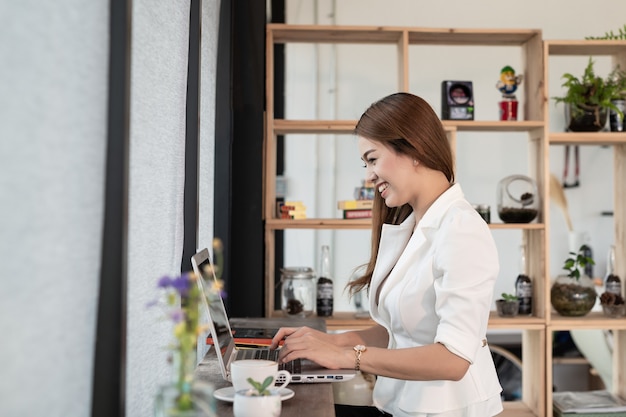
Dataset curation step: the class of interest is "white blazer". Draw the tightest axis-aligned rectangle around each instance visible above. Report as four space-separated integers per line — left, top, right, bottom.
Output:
369 184 503 416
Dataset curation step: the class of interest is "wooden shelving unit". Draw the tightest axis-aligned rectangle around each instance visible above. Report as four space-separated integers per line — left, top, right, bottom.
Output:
544 40 626 417
264 24 626 417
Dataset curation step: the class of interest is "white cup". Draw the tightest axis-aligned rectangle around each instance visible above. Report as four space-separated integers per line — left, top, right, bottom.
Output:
230 359 291 392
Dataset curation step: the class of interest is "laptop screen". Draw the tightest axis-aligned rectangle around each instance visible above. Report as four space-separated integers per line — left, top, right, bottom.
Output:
194 252 234 359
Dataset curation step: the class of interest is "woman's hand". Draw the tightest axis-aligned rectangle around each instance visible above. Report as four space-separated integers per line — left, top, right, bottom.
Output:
269 326 353 370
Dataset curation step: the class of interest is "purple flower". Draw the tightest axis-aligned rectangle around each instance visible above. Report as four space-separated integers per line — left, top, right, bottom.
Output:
158 275 173 288
169 309 185 323
172 274 191 295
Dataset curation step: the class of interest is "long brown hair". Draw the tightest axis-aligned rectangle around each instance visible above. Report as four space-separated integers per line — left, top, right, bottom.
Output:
347 92 454 296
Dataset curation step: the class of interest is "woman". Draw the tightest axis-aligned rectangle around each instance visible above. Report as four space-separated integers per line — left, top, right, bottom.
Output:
270 92 503 417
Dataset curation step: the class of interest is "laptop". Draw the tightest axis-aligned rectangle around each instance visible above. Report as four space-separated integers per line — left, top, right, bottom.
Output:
191 248 356 383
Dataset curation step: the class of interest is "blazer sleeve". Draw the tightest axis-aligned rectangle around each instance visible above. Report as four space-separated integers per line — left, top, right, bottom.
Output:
431 206 499 363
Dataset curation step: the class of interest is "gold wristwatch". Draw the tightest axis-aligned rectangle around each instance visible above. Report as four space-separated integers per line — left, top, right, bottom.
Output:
353 344 367 371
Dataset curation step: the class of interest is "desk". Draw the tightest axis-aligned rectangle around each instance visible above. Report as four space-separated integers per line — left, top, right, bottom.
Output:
194 317 336 417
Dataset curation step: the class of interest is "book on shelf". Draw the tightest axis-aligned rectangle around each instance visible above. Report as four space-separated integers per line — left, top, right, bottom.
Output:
280 211 306 219
337 199 373 210
277 201 306 218
553 390 626 417
343 209 372 219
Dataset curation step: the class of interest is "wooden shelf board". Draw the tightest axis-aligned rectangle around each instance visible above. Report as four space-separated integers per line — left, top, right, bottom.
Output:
273 119 357 134
489 223 545 230
268 24 405 44
443 120 544 132
265 218 545 231
489 311 546 329
272 119 544 134
549 132 626 145
548 311 626 330
552 357 589 365
268 24 540 46
501 400 539 417
266 218 371 230
408 28 541 46
547 40 626 56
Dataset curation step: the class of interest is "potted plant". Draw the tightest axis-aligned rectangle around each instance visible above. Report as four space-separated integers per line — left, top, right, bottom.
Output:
599 291 625 318
550 245 597 317
607 65 626 131
496 293 520 317
552 57 624 131
233 377 282 417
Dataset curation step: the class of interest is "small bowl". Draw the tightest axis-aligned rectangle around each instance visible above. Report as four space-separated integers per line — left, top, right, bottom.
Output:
602 304 625 318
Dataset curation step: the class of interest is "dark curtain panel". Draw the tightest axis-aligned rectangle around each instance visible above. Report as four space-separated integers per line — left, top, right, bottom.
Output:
182 0 201 272
91 0 131 416
214 0 266 316
271 0 285 311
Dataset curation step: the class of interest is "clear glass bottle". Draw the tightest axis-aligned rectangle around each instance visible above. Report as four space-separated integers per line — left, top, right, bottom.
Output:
515 244 533 315
316 245 334 317
605 245 622 295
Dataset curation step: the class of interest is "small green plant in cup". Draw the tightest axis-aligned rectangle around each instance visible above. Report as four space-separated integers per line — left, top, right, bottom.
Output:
496 293 520 317
500 292 518 302
245 376 274 396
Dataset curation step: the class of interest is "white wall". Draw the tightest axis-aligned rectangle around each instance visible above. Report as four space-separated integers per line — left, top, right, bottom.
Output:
280 0 625 312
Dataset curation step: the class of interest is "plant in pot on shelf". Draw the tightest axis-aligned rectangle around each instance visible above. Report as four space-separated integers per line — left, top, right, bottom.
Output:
550 245 597 317
552 57 624 132
496 293 520 317
599 291 625 318
607 65 626 131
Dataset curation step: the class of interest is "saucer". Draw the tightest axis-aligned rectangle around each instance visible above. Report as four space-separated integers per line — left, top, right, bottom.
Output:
213 386 295 403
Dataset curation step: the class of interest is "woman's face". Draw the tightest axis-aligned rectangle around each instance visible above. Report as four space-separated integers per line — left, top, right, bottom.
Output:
358 136 418 208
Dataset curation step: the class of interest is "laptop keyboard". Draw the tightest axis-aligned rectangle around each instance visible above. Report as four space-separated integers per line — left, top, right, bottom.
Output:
238 348 301 375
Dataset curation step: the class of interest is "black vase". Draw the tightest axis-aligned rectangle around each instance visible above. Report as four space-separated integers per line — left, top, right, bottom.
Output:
567 104 607 132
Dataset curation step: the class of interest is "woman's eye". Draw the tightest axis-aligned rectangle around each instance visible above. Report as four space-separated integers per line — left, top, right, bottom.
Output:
361 157 375 168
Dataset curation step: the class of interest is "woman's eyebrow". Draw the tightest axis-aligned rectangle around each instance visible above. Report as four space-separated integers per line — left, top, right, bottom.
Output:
362 149 375 161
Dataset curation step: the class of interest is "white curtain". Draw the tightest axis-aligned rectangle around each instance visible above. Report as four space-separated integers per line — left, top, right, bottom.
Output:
0 1 220 416
0 2 109 416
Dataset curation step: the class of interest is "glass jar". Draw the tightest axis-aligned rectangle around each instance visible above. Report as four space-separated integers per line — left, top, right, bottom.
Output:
497 174 539 223
280 267 316 317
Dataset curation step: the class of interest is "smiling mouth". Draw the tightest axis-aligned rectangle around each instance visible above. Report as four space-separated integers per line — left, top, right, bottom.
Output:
378 183 389 194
